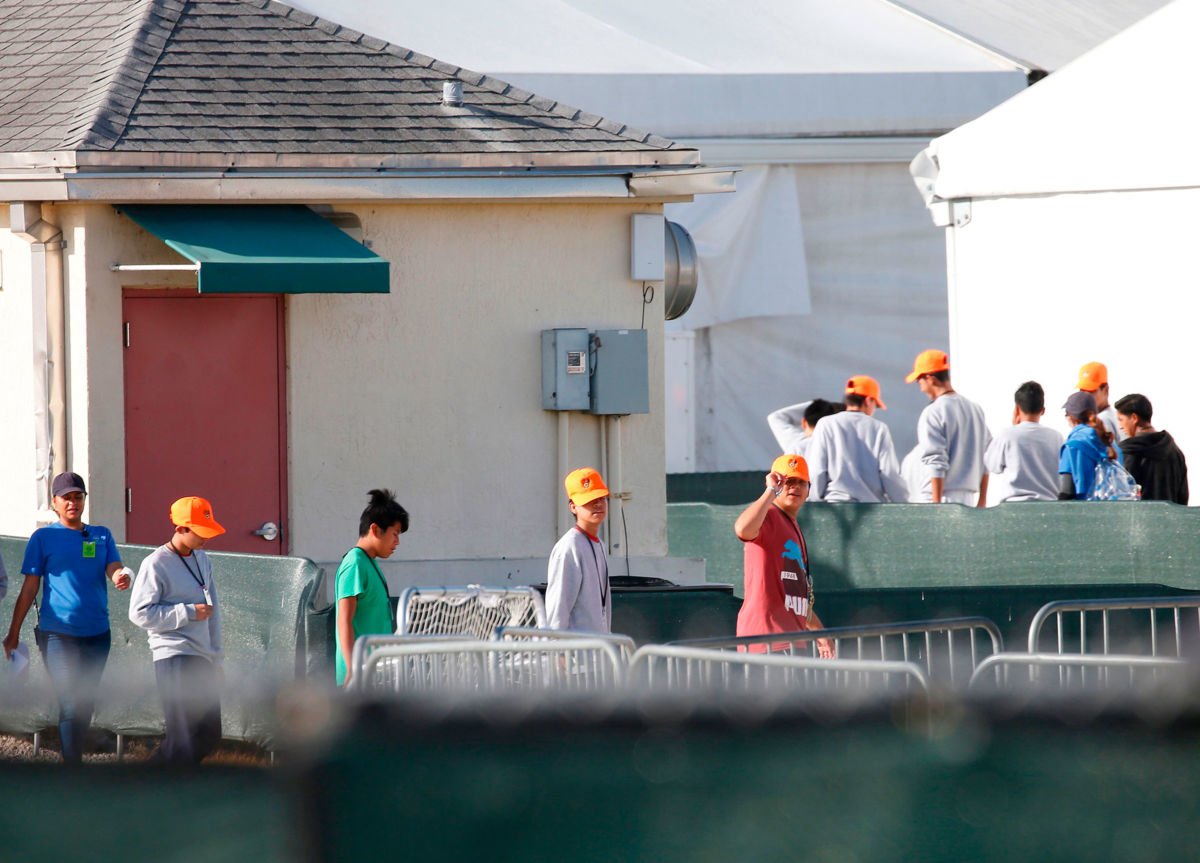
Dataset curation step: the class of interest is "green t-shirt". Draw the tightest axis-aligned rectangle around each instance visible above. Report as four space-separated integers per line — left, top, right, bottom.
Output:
334 547 393 685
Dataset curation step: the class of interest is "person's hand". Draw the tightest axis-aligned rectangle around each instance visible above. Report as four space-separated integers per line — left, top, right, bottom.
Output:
765 471 783 496
1 633 16 660
193 603 214 621
816 638 834 659
112 566 133 590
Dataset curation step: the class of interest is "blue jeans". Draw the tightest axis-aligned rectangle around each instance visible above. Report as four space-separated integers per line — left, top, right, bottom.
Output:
36 629 111 765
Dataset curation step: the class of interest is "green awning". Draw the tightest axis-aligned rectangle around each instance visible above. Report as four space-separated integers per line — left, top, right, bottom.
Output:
118 204 389 294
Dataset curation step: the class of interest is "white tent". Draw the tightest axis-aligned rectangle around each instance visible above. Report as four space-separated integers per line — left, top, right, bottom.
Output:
292 0 1165 471
914 0 1200 496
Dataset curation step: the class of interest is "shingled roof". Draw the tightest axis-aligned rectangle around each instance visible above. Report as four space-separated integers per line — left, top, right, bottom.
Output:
0 0 691 168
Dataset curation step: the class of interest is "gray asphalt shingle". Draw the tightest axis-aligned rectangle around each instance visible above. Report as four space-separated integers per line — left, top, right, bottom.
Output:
0 0 682 160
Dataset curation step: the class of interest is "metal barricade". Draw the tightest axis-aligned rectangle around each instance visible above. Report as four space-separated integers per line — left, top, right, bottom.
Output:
673 617 1002 689
1027 597 1200 657
397 585 547 639
354 638 625 693
628 645 929 694
968 652 1190 693
495 627 637 663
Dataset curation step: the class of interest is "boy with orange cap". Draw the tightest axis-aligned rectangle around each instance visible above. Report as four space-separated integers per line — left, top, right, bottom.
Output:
906 349 992 505
1077 361 1125 442
129 495 226 764
546 468 612 633
806 375 907 502
733 455 833 655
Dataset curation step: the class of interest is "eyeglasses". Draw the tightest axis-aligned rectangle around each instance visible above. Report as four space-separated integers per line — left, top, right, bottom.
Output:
780 478 809 489
57 492 86 503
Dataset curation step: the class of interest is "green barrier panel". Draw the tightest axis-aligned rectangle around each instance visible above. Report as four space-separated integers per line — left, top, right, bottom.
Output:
612 585 741 645
668 501 1200 641
299 701 1200 862
667 471 761 504
0 535 324 745
0 764 291 863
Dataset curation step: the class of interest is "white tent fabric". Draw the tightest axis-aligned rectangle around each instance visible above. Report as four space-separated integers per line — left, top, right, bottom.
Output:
912 0 1200 502
671 162 949 471
896 0 1171 71
919 0 1200 200
287 0 1026 137
665 166 810 330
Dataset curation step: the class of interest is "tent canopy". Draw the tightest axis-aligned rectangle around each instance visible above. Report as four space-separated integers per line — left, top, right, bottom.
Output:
918 0 1200 201
288 0 1026 138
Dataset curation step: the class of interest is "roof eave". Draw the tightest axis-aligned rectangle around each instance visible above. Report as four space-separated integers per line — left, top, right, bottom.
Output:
19 148 700 171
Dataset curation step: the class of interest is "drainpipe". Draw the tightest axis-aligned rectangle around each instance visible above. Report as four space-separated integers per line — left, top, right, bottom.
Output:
10 203 66 519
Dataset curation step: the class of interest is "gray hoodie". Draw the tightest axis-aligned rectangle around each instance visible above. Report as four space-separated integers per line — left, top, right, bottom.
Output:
129 544 222 663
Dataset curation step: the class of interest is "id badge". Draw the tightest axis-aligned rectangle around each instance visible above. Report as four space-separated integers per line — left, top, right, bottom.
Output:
202 588 212 606
81 541 96 559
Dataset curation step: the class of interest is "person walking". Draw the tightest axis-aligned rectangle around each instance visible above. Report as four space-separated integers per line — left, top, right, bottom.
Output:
128 496 227 764
2 472 133 764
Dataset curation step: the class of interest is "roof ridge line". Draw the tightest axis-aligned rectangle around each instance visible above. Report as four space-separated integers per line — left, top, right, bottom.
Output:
82 0 189 151
258 0 677 151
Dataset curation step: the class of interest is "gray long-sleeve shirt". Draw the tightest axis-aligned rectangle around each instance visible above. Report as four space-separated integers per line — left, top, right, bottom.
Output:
807 410 907 502
984 421 1063 502
545 527 611 633
914 393 992 502
129 544 222 663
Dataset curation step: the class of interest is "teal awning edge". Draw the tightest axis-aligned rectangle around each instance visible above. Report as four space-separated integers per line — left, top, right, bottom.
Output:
117 204 390 294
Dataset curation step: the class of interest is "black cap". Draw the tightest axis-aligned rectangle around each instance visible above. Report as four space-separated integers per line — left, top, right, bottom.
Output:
51 472 86 497
1062 391 1097 420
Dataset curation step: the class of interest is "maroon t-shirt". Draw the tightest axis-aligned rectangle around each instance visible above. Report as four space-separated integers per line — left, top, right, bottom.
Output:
736 505 812 639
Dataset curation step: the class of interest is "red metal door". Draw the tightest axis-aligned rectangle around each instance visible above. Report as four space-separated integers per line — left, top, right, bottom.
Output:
123 291 287 553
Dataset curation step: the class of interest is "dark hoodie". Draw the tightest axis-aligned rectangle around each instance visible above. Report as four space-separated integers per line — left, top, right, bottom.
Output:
1120 430 1189 504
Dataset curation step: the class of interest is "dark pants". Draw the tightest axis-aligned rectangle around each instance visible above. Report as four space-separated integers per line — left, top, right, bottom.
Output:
150 654 222 765
36 629 111 765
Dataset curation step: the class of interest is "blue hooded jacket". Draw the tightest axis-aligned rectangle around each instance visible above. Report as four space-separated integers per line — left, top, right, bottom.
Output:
1059 425 1111 499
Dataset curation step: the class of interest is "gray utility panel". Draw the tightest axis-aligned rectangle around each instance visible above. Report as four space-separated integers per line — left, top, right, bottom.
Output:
590 329 648 415
541 327 591 410
541 328 649 415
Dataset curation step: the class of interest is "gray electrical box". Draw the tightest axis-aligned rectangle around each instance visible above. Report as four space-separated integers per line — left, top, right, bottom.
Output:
541 328 591 410
590 329 649 415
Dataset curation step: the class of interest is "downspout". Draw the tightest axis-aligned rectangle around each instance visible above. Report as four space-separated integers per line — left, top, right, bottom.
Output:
10 203 66 520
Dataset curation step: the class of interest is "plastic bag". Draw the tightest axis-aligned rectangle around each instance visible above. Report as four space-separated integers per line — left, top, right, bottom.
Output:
1089 458 1141 501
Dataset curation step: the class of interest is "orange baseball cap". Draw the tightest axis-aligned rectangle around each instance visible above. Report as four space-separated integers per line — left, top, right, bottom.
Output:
565 468 609 506
1077 361 1108 392
170 496 226 539
770 454 809 482
846 375 886 409
905 349 950 384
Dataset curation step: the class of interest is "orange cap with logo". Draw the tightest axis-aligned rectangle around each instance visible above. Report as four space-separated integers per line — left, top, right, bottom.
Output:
169 496 226 539
846 375 886 409
1077 361 1108 392
565 468 609 506
770 454 809 482
905 349 950 384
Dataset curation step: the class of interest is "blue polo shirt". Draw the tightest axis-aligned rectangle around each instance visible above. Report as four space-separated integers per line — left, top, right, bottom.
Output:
21 523 120 637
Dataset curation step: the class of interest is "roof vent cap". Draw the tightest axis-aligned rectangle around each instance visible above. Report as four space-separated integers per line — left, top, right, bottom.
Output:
442 81 463 107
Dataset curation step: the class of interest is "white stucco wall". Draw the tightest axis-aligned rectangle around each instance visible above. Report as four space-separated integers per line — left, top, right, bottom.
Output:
0 208 41 533
288 201 669 563
945 187 1200 492
3 200 676 571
